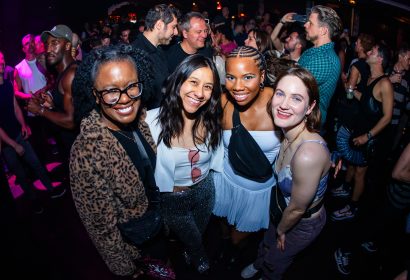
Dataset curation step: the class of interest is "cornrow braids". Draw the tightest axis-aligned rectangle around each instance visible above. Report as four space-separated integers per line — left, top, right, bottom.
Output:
227 46 267 72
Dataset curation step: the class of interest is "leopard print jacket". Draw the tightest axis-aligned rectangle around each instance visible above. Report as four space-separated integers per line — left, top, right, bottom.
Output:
70 109 156 276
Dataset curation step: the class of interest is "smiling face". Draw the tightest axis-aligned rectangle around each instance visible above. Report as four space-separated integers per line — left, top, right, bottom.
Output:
272 75 315 130
179 66 214 118
225 56 264 106
244 31 257 50
183 17 208 50
93 59 141 130
158 16 179 45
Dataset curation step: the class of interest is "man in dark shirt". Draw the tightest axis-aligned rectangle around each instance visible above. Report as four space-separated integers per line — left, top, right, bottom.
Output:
0 51 65 210
132 4 181 109
166 12 213 74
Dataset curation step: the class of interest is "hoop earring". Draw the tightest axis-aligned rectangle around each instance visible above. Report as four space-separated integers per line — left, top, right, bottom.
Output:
259 82 264 90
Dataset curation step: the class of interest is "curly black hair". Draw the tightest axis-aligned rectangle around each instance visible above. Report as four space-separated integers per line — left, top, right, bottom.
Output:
157 54 222 150
72 43 153 124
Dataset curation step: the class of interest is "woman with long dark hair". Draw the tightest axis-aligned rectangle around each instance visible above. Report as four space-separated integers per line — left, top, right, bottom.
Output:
145 54 223 274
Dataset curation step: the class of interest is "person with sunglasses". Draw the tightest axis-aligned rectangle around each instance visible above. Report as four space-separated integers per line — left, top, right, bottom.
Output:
70 44 166 278
145 54 223 274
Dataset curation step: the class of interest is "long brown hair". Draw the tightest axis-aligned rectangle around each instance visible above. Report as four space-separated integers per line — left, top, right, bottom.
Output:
273 67 321 132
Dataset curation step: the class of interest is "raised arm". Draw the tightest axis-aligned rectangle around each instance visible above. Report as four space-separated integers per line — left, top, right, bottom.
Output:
270 13 295 52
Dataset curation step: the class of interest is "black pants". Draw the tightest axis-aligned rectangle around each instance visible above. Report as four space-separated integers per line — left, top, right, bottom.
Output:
160 173 215 266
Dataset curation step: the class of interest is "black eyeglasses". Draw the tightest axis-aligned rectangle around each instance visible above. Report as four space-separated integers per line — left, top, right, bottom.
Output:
93 82 143 106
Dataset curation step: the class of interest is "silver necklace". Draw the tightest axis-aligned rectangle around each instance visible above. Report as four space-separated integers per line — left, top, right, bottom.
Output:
114 130 136 143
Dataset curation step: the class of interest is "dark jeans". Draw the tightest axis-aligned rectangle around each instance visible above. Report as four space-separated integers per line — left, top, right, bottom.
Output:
26 116 49 164
160 173 215 266
254 207 326 280
1 134 53 200
0 161 14 206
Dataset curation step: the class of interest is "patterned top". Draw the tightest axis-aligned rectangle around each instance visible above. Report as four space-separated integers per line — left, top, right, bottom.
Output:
274 140 329 206
70 109 155 276
298 42 341 124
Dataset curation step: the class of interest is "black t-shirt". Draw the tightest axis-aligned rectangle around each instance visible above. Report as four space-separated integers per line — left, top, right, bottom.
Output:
352 58 370 93
0 80 21 140
110 128 156 183
132 33 170 110
338 58 371 129
165 43 213 74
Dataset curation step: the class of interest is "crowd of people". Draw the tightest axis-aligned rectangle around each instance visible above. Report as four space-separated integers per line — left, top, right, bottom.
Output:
0 2 409 280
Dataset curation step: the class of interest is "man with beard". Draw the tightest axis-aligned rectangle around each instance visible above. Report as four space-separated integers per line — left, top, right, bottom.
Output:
270 12 306 62
132 4 181 109
28 25 77 178
298 5 342 125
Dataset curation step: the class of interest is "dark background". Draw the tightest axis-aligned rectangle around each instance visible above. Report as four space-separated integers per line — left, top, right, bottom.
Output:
1 0 409 67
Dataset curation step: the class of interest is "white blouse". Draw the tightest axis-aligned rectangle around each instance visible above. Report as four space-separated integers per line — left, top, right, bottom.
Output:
146 108 223 192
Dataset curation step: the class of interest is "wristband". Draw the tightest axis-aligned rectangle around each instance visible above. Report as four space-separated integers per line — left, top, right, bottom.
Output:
280 20 286 24
367 131 373 140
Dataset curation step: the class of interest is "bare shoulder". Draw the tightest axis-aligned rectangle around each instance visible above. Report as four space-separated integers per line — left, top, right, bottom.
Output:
61 64 78 93
293 136 329 167
221 92 234 129
380 77 393 90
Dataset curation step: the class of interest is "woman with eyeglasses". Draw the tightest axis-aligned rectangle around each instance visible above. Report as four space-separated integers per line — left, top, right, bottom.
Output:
145 54 223 274
70 44 166 278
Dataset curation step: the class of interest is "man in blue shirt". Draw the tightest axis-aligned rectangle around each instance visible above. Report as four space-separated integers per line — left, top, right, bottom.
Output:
298 5 342 125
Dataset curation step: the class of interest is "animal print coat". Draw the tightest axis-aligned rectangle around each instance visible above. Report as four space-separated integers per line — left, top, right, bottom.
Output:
70 109 156 276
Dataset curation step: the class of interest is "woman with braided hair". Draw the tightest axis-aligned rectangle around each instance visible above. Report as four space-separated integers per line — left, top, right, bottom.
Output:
213 46 281 261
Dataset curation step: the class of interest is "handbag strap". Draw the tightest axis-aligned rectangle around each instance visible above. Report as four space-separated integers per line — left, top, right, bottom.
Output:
133 131 152 168
231 105 274 168
132 131 159 206
232 105 241 127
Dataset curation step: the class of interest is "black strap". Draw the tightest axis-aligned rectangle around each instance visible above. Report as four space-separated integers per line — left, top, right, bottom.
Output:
132 131 160 208
302 199 323 218
232 105 241 127
133 131 152 168
369 74 387 87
